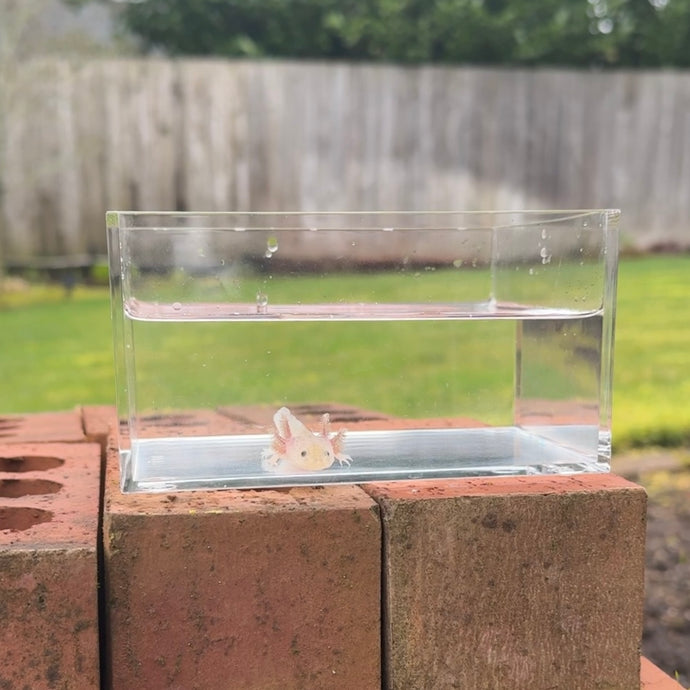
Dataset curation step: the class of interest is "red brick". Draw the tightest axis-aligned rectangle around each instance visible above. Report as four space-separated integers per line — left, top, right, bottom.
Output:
217 402 392 430
81 404 117 448
365 474 647 690
110 403 487 442
0 442 101 689
0 410 85 444
103 439 381 690
641 657 686 689
218 403 488 433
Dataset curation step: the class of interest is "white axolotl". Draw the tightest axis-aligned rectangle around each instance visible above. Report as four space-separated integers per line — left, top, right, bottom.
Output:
261 406 352 473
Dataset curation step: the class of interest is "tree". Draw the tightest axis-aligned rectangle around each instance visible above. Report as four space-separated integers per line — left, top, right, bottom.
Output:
53 0 690 67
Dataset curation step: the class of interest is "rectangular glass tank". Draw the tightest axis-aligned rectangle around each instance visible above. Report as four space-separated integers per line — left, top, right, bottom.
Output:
107 211 619 492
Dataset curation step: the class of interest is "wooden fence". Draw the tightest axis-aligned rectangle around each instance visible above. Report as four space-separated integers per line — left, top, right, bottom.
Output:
1 59 689 260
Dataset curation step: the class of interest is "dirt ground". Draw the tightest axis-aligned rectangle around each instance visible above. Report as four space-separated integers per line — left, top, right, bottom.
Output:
615 451 690 687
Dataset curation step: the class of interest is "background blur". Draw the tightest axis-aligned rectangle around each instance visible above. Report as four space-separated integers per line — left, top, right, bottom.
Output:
1 0 690 268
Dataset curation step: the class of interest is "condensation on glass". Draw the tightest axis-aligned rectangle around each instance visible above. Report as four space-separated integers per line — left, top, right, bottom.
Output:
106 211 619 493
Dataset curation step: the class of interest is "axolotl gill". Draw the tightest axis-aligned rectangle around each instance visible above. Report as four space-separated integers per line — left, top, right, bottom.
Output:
261 406 352 473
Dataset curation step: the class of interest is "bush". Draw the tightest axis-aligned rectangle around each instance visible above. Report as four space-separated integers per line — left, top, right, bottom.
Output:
101 0 690 67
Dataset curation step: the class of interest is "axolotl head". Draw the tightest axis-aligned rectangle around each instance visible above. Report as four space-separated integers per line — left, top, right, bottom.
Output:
285 431 338 471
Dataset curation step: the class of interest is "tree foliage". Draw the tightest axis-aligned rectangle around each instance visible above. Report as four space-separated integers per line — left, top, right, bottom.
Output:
78 0 690 67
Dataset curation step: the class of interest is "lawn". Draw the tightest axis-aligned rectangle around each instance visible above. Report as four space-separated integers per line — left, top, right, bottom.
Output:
614 254 690 447
0 254 688 449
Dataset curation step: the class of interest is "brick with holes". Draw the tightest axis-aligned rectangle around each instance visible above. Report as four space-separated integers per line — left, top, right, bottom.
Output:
0 442 101 689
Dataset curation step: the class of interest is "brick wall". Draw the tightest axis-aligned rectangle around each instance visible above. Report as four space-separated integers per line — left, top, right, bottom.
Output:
0 407 683 689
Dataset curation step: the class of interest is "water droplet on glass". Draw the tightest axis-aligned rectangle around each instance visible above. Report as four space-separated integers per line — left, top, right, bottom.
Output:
172 302 182 311
309 226 318 232
351 241 357 247
528 268 535 276
541 228 548 240
256 292 268 314
453 259 463 268
383 227 394 232
266 236 279 254
235 226 246 232
220 259 225 266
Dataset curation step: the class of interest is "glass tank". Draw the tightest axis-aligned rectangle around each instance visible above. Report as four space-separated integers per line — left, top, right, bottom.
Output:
106 211 619 492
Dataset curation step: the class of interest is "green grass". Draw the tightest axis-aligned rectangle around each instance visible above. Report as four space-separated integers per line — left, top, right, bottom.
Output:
1 253 689 449
129 318 515 424
613 254 690 447
0 287 114 411
122 267 514 424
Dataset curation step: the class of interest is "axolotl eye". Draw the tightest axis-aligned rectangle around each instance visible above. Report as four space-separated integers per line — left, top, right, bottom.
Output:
301 450 307 457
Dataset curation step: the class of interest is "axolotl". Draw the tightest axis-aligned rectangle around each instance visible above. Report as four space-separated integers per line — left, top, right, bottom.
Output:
261 406 352 473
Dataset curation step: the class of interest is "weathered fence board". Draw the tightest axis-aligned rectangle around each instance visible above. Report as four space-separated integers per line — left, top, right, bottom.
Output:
1 59 689 261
